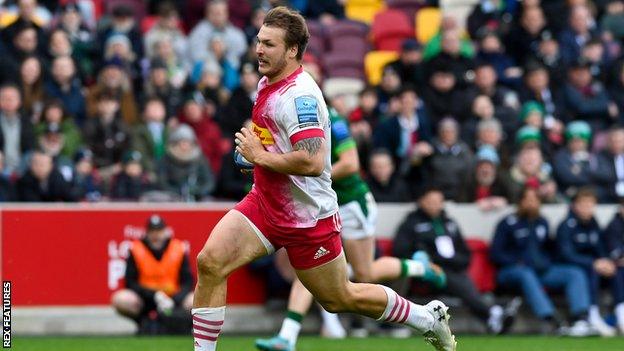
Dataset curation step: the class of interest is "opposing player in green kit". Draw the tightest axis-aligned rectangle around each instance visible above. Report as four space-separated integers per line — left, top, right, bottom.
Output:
255 106 447 351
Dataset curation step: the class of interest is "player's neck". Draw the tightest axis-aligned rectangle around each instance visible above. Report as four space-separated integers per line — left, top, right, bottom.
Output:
267 61 301 85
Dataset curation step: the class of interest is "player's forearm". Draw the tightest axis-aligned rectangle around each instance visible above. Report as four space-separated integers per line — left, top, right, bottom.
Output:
255 149 324 176
331 148 360 180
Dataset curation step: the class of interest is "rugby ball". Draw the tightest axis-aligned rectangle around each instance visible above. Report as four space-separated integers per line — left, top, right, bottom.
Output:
234 150 254 170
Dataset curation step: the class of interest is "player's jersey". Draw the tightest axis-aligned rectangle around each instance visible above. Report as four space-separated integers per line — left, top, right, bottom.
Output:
329 109 370 214
249 66 338 228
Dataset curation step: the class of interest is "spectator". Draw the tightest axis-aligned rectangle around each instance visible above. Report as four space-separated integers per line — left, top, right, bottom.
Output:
110 151 153 201
142 58 184 121
103 34 139 85
423 16 475 62
111 215 193 333
188 59 227 111
594 126 624 202
188 0 247 70
518 101 564 158
366 149 410 203
505 4 548 65
83 92 131 182
580 38 610 82
608 61 624 122
147 39 188 91
304 0 344 24
18 55 45 122
467 0 515 39
215 148 253 201
604 201 624 334
553 121 597 199
421 63 465 124
348 86 381 170
44 56 86 125
393 186 516 334
131 98 169 180
424 30 475 88
34 100 82 159
1 24 39 84
373 86 433 198
177 94 225 175
474 118 512 168
555 188 620 336
96 4 143 65
458 145 514 208
462 95 509 149
559 5 598 66
220 63 258 138
205 35 240 92
56 3 96 83
425 118 473 201
386 39 426 92
475 31 522 87
0 151 16 201
17 150 75 202
490 187 594 336
244 8 266 45
45 29 73 63
144 3 187 62
463 62 519 122
0 84 35 175
508 136 558 203
158 124 215 202
69 148 102 202
0 0 46 52
563 58 617 132
36 122 74 175
601 0 624 41
86 59 139 126
519 63 567 121
531 30 566 85
374 66 401 116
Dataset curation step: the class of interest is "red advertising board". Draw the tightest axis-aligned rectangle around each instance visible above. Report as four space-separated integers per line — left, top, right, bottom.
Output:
0 205 267 306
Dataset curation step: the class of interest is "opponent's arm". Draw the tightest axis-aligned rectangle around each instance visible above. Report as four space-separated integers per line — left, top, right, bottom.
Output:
236 127 326 176
331 146 359 180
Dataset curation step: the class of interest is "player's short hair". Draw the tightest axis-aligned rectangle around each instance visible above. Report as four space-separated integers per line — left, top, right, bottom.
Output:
263 6 309 61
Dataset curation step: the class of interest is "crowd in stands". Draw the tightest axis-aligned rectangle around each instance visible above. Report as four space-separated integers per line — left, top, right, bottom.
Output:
1 0 624 205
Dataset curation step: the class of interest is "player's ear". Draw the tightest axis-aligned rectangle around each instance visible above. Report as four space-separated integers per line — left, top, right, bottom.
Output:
288 45 298 60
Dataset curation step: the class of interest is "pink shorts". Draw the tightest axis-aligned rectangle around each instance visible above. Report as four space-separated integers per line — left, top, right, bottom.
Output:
234 192 342 270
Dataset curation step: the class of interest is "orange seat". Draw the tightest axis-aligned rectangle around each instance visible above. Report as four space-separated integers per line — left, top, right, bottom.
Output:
415 7 442 44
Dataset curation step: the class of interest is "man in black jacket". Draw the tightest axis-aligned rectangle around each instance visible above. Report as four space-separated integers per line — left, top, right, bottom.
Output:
604 202 624 334
17 150 75 202
0 83 35 176
393 186 515 334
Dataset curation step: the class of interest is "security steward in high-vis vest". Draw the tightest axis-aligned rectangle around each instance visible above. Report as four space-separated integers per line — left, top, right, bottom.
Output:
112 215 194 332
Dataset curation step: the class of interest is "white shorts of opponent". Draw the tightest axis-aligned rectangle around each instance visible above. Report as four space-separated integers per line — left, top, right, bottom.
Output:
338 192 378 240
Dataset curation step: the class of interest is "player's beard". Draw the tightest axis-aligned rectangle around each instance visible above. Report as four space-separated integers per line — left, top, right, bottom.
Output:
261 52 288 81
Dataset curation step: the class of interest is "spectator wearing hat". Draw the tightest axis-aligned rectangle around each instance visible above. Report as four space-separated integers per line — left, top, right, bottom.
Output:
86 58 139 125
519 63 567 120
555 187 621 336
425 118 473 201
158 124 215 202
220 63 259 138
17 150 76 202
563 58 618 132
44 56 86 125
559 5 598 66
188 59 226 112
103 33 140 86
178 93 226 176
34 100 82 159
553 121 598 199
473 118 513 168
96 4 143 65
69 148 102 202
36 122 75 175
83 92 131 183
110 150 154 201
458 145 514 208
530 30 565 85
386 39 426 92
593 126 624 203
188 0 247 70
373 85 433 199
142 58 183 121
374 66 402 117
517 101 564 158
0 151 16 201
0 83 35 176
509 134 558 203
111 214 194 332
421 63 466 124
131 98 169 180
604 200 624 334
366 149 411 203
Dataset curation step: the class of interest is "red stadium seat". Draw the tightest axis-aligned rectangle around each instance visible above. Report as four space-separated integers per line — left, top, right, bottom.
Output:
323 51 365 80
386 0 425 26
371 9 414 51
105 0 146 22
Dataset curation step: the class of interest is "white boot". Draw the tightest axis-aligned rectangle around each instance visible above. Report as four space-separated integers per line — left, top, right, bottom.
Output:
319 307 346 339
588 305 616 337
616 303 624 335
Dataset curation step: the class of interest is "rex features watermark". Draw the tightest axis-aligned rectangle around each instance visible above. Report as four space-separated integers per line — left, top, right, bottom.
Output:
3 281 10 349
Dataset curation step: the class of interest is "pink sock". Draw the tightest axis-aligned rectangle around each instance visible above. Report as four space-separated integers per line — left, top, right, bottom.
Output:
192 306 225 351
378 286 433 333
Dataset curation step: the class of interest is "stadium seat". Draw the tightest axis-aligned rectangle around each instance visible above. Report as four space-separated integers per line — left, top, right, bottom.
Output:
105 0 146 22
322 51 365 80
364 50 399 85
466 239 497 293
326 20 369 38
345 0 385 24
415 7 442 44
328 36 369 56
386 0 425 26
371 9 414 51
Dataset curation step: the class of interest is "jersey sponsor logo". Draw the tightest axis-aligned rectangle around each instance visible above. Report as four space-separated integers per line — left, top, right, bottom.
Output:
251 122 275 145
295 96 319 126
313 246 330 260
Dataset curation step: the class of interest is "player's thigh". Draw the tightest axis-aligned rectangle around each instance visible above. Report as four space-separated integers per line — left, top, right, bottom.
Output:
295 252 351 308
343 236 375 282
198 209 269 276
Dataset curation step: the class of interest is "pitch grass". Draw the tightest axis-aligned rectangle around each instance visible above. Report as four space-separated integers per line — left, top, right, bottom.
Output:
10 335 624 351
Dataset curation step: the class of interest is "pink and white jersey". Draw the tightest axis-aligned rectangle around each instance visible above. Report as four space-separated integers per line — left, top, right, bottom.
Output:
249 66 338 228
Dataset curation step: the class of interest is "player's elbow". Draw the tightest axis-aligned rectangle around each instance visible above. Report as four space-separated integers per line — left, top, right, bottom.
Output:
305 159 324 176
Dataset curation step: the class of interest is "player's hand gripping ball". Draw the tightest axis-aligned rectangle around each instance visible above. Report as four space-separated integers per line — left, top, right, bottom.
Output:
234 150 254 170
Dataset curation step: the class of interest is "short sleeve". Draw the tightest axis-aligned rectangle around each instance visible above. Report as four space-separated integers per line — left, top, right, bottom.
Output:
278 94 325 145
331 118 356 154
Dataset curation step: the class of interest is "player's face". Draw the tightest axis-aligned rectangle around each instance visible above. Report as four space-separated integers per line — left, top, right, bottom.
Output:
256 25 290 78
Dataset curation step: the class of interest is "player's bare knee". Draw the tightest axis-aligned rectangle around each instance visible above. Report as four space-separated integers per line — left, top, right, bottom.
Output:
196 248 227 280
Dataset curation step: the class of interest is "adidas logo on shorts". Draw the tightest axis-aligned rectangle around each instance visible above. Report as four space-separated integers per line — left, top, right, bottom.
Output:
314 246 330 260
